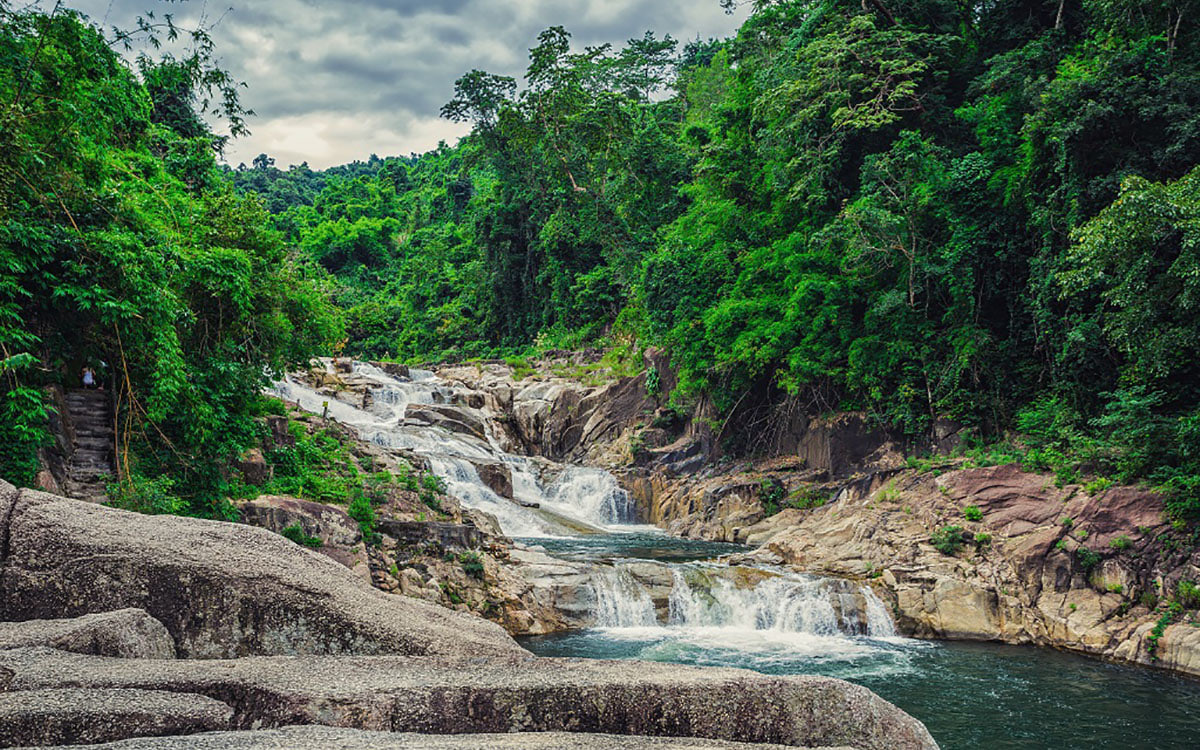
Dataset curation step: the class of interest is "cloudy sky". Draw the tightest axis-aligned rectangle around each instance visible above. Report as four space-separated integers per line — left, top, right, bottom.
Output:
65 0 750 169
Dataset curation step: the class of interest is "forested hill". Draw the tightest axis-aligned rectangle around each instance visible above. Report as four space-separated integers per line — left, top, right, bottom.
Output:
237 1 1200 518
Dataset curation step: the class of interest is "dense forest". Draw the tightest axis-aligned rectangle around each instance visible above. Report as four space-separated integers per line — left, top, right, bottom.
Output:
235 0 1200 519
0 4 340 514
2 0 1199 520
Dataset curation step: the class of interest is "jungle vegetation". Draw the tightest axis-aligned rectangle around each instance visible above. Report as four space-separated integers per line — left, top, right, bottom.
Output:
3 0 1199 520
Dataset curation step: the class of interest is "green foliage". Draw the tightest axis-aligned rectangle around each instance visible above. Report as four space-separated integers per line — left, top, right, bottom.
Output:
1109 535 1132 551
761 480 828 517
1084 477 1114 495
348 494 381 547
930 525 966 556
280 524 323 549
1075 546 1101 573
963 505 983 522
458 551 485 579
0 7 339 508
974 532 992 547
1179 581 1200 610
105 473 185 516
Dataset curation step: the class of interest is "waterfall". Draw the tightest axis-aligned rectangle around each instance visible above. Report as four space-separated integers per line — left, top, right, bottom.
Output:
591 564 658 628
273 362 637 538
592 563 896 638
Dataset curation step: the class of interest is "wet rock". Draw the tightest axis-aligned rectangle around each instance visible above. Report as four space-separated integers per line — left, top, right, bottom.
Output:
0 648 937 750
0 609 175 660
0 481 525 659
476 462 514 499
0 688 232 747
39 726 835 749
405 404 487 440
375 362 411 380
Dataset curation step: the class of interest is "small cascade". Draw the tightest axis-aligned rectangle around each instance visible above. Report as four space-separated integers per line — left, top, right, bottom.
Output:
591 564 658 628
593 563 896 638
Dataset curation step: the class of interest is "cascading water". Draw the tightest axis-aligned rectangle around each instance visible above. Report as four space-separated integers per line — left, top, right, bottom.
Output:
590 563 895 638
273 362 636 537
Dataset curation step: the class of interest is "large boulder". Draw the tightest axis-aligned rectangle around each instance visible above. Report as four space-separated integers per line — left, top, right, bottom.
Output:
0 648 937 750
0 688 232 747
0 609 175 659
0 481 523 659
40 726 831 749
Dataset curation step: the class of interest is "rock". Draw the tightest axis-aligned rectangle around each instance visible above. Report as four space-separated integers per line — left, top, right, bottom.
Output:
405 404 487 441
374 362 411 380
236 448 272 487
38 726 839 749
238 495 371 581
0 648 937 750
730 465 1200 677
264 416 294 448
463 508 505 539
476 462 514 499
0 609 175 659
378 519 484 552
0 688 232 747
0 481 524 659
34 468 61 496
797 414 896 479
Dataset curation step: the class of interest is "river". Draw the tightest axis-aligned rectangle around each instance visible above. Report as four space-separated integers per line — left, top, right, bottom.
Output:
280 363 1200 750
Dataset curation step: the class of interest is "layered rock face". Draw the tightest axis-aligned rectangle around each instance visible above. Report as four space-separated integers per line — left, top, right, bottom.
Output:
740 465 1200 676
0 481 936 749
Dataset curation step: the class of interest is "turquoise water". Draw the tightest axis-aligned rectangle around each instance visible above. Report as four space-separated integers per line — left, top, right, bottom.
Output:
517 531 1200 750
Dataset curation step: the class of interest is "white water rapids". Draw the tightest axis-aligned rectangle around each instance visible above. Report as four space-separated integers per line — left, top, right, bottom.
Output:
274 363 632 537
276 361 898 644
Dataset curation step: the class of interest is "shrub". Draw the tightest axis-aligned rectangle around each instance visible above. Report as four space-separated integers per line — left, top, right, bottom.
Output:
1084 477 1114 495
1140 590 1160 610
931 525 966 556
459 551 485 579
106 474 186 516
348 495 381 547
760 478 787 516
1108 535 1132 551
1178 581 1200 610
1061 517 1074 528
1075 546 1101 573
281 524 323 549
974 532 993 546
1107 583 1124 594
963 505 983 522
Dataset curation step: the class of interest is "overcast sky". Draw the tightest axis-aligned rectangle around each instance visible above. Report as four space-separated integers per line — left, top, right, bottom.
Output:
64 0 750 169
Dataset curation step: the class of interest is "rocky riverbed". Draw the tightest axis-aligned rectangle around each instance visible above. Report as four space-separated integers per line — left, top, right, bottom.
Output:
0 480 934 749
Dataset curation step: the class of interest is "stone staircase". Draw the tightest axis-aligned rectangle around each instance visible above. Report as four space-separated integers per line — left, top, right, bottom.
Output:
63 388 115 503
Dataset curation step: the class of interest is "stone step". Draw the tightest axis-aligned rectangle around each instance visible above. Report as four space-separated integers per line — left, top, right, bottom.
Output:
75 437 111 450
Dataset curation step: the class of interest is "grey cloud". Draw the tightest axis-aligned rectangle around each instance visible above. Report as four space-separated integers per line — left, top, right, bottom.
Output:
64 0 749 167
